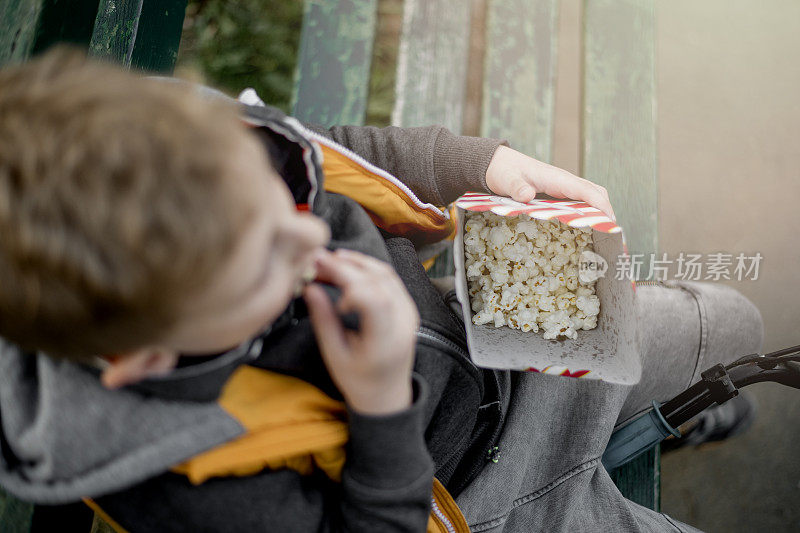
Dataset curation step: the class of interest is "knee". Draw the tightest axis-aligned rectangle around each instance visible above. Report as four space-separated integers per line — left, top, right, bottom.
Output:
681 281 764 365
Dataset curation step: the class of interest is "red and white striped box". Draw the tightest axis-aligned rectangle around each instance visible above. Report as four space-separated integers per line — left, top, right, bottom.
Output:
453 193 640 384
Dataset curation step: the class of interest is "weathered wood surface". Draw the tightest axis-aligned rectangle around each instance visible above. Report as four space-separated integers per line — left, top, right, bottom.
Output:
127 0 187 73
392 0 473 133
30 0 101 57
90 0 187 73
582 0 658 275
392 0 476 277
0 0 43 67
610 444 661 511
482 0 559 162
292 0 378 126
0 0 185 74
0 487 33 533
0 0 100 68
583 0 660 509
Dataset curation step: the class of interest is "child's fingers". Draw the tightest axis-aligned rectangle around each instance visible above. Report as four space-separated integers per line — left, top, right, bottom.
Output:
334 284 385 338
333 248 392 272
314 249 412 341
538 170 616 221
303 283 348 360
313 251 366 289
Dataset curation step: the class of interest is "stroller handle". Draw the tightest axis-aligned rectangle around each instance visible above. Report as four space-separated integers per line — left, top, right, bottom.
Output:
602 345 800 471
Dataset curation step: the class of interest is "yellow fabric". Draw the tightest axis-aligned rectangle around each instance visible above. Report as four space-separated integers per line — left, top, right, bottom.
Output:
167 365 468 530
83 498 130 533
320 143 453 245
171 366 348 484
427 477 471 533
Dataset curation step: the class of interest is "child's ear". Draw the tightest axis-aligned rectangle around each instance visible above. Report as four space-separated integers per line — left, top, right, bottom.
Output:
100 348 179 390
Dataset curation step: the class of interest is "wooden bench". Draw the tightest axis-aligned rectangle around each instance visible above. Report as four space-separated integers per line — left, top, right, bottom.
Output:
0 0 661 529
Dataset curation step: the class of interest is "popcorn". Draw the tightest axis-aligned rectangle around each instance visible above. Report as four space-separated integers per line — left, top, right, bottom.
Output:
555 291 576 311
541 310 577 340
531 275 550 295
516 220 539 239
512 263 530 283
576 294 600 317
518 308 539 332
535 294 556 312
488 224 514 249
489 266 510 285
493 310 506 328
465 211 600 339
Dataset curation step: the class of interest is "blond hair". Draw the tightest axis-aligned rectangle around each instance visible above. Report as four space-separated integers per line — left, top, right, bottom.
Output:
0 47 259 361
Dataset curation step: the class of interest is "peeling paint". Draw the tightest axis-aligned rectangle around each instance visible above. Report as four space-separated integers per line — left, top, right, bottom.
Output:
582 0 658 272
481 0 558 162
293 0 378 126
392 0 472 133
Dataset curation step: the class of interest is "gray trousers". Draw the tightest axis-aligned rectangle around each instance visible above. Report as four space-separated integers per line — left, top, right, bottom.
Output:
453 281 764 532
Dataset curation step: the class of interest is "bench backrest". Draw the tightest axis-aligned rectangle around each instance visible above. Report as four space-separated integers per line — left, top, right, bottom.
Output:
0 0 186 73
293 0 657 270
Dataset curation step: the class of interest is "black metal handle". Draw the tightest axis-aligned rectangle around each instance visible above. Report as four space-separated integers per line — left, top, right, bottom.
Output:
659 345 800 429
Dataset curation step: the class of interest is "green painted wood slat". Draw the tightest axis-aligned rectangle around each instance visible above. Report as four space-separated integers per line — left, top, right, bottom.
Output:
0 0 185 74
610 444 661 511
0 0 43 67
392 0 473 133
392 0 474 278
90 0 187 73
292 0 378 127
582 0 658 274
481 0 559 163
0 487 34 533
0 0 101 68
582 0 660 510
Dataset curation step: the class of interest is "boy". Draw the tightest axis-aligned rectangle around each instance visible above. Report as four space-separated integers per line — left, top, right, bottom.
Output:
0 48 761 531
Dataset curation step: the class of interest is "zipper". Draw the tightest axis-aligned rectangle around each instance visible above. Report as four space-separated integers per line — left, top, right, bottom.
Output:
299 125 450 221
240 89 449 222
430 496 457 533
237 99 323 210
416 327 471 364
418 325 507 494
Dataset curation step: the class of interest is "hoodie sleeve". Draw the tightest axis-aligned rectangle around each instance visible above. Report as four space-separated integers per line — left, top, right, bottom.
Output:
304 122 508 206
92 374 434 533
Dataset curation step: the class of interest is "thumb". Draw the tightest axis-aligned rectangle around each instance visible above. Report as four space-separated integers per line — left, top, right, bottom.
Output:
508 177 537 203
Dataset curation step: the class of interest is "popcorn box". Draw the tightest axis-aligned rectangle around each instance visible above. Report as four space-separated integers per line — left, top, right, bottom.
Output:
453 193 640 384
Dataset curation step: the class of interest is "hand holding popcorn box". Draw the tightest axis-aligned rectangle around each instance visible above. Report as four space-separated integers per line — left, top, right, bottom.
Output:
454 193 640 385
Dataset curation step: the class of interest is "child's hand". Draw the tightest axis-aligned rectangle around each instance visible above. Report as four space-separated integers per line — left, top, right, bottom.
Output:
304 249 419 415
485 145 616 221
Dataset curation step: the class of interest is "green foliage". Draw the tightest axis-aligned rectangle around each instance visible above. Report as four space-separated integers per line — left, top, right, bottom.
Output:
176 0 304 111
176 0 399 123
365 0 401 126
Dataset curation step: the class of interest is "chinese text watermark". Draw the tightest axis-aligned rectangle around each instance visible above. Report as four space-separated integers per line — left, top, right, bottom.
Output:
612 252 762 282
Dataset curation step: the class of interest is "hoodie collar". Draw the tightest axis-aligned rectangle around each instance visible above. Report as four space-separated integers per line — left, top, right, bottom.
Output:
119 336 264 402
